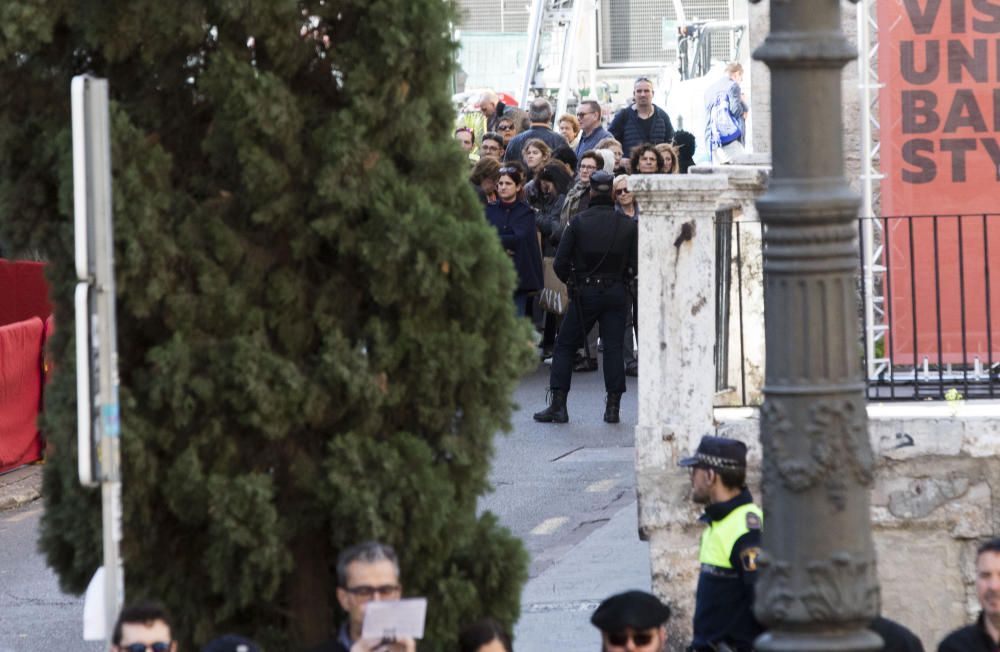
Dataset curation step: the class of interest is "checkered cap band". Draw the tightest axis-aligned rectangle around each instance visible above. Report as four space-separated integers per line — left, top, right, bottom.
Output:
694 452 745 469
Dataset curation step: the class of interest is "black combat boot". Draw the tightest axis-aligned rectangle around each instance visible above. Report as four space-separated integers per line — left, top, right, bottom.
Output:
533 389 569 423
604 392 622 423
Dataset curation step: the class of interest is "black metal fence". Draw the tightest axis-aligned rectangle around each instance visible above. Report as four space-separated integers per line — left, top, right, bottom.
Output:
712 213 1000 406
859 214 1000 401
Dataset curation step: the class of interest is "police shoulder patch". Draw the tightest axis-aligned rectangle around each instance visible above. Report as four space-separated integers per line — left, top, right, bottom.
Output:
746 512 761 530
740 546 760 572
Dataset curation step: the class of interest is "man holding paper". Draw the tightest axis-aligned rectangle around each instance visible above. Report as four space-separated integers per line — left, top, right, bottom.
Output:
311 541 418 652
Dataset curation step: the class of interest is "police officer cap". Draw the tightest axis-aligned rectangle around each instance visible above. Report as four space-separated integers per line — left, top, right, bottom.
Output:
678 435 747 470
202 634 261 652
591 590 671 631
589 170 614 195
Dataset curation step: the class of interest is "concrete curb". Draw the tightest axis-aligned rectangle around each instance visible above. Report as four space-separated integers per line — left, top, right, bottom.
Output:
0 465 43 511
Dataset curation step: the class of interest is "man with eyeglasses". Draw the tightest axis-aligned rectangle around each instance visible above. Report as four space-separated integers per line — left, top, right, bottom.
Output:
609 77 675 161
591 590 671 651
110 601 177 652
311 541 415 652
574 100 611 160
479 132 505 160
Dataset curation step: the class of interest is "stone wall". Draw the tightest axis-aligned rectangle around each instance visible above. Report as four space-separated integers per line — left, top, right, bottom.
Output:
633 168 1000 651
711 407 1000 649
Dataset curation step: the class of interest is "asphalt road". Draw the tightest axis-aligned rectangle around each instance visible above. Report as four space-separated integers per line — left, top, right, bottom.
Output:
0 503 101 652
0 357 638 650
480 359 639 577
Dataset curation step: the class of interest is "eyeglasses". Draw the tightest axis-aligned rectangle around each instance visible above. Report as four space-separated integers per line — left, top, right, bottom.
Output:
497 124 513 131
344 584 401 599
121 643 172 652
607 631 655 647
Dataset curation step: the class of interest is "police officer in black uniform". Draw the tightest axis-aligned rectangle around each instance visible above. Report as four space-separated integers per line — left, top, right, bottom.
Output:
679 436 763 652
533 170 638 424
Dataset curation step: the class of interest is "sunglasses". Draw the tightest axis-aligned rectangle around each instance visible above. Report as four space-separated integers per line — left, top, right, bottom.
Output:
607 631 655 647
497 124 513 131
614 189 631 196
121 643 171 652
576 111 592 118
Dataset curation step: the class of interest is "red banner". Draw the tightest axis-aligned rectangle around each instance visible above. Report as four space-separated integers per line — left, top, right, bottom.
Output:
878 2 1000 364
878 0 1000 217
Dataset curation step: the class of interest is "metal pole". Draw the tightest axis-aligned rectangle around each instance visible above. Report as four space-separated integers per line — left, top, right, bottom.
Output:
750 1 881 651
520 0 546 108
857 0 877 381
72 75 124 645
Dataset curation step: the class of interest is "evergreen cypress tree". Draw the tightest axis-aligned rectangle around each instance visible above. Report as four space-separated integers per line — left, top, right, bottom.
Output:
0 2 533 649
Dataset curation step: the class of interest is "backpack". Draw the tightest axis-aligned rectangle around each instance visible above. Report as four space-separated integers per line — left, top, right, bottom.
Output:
710 91 742 147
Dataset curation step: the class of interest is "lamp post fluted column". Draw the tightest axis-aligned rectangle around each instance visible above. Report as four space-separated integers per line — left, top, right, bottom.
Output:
749 1 881 651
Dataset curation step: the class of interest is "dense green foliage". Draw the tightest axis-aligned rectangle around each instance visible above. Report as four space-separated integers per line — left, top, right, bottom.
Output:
0 1 533 649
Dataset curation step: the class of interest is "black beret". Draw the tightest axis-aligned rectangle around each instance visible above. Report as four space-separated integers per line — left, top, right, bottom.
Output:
591 590 671 631
678 435 747 470
590 170 614 194
202 635 261 652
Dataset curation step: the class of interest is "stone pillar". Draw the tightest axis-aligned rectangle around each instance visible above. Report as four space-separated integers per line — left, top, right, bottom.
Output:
751 1 881 651
632 168 768 650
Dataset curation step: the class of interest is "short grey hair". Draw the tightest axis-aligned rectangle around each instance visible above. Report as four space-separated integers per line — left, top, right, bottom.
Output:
528 98 553 124
336 541 400 587
479 89 498 104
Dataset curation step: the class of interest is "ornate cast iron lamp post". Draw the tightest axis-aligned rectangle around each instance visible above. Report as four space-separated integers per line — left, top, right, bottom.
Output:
750 1 882 650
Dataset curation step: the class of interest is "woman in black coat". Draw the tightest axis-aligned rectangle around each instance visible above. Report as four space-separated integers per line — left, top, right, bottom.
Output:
485 167 544 317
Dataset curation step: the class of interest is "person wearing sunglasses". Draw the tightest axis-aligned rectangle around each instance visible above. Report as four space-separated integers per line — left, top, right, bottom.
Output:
678 436 763 652
574 100 611 160
591 590 671 651
111 601 177 652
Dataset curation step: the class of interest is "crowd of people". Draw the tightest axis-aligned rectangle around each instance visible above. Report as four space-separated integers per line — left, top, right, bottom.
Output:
461 73 738 424
106 441 1000 651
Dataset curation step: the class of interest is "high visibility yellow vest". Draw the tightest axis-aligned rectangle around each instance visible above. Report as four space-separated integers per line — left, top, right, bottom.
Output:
698 503 763 569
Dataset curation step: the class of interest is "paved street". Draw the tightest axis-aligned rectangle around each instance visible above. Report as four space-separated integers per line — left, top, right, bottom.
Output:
0 358 647 651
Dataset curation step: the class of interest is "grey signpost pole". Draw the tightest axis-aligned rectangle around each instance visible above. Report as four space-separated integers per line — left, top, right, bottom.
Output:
749 1 882 651
72 74 124 645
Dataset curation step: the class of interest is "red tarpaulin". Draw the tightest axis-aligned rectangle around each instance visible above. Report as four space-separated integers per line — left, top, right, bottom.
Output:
0 317 45 473
0 259 51 326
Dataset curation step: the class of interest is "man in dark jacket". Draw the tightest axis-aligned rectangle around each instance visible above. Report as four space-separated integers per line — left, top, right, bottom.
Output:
939 538 1000 652
479 90 508 133
609 77 675 159
503 98 567 164
533 170 637 424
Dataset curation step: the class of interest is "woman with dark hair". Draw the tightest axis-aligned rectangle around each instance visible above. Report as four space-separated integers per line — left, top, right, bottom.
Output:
458 618 513 652
485 167 544 317
672 129 697 173
469 157 501 205
630 143 665 174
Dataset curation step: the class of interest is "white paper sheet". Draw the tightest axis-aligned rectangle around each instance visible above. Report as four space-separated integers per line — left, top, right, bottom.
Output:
361 598 427 640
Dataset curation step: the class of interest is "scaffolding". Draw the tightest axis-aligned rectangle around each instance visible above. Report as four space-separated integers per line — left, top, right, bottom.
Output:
857 0 888 382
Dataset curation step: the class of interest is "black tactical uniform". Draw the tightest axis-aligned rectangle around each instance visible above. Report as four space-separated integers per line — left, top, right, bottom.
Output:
533 170 638 424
